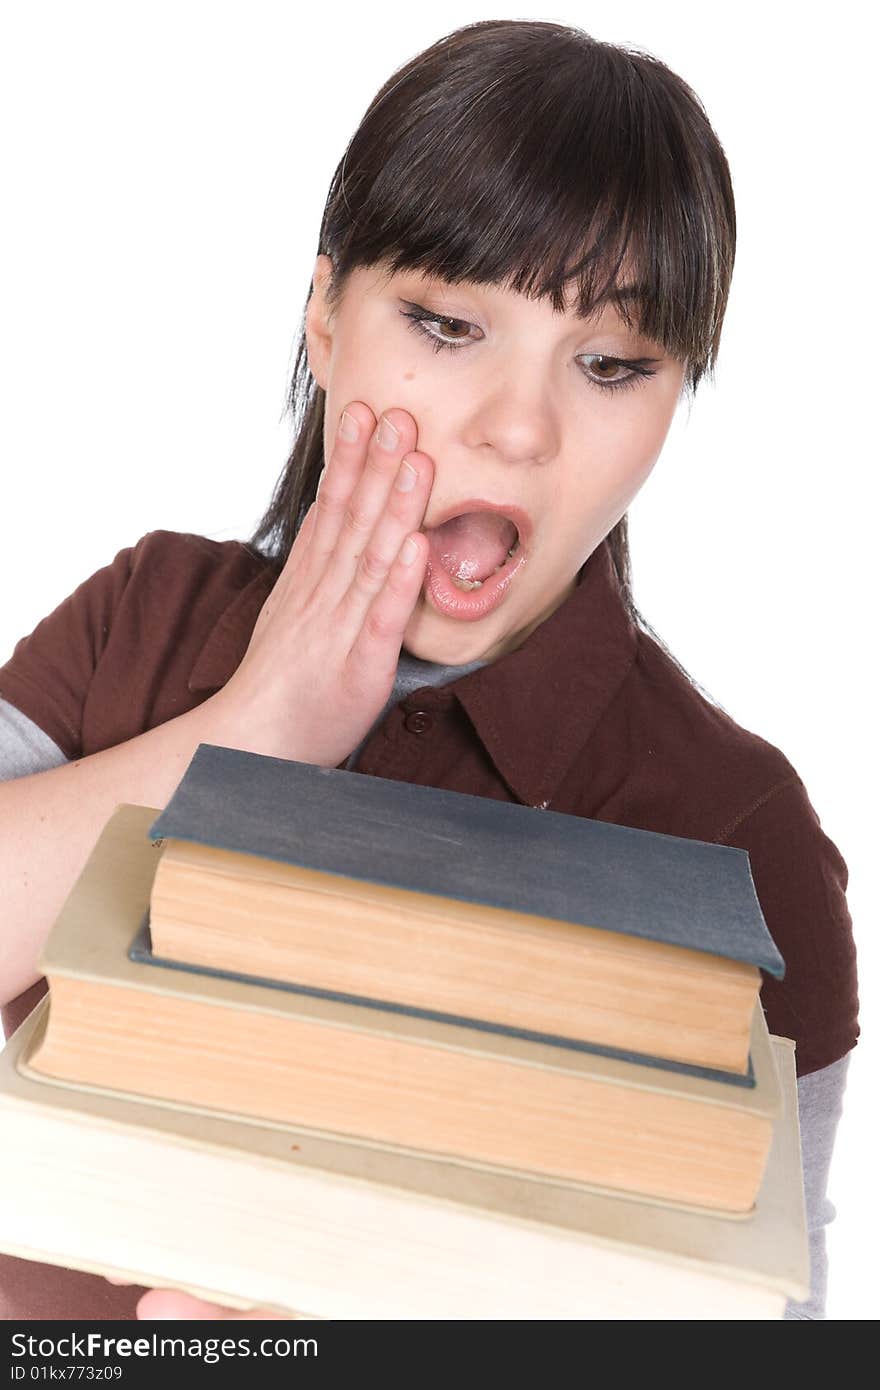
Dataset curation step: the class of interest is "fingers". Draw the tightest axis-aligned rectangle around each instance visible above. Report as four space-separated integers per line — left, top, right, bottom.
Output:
345 523 429 680
295 499 318 553
338 446 432 635
261 400 433 693
136 1289 232 1319
306 404 423 605
277 496 319 594
136 1288 288 1320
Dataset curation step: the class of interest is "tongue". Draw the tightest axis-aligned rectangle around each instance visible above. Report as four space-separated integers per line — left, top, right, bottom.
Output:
423 512 518 583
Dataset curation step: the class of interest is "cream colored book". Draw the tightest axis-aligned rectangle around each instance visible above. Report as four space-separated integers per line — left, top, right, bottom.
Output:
30 806 781 1213
0 997 809 1320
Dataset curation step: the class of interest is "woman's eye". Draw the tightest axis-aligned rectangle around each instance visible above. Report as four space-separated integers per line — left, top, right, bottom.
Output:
399 304 659 395
578 354 654 394
400 306 476 351
582 355 628 384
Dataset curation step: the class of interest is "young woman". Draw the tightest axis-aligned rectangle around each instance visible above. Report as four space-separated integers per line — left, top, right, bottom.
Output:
0 20 857 1321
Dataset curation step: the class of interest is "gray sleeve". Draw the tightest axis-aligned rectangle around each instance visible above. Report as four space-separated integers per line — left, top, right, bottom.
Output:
783 1051 851 1319
0 697 69 780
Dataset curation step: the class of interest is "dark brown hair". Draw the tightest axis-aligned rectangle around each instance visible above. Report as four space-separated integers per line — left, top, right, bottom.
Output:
248 19 736 693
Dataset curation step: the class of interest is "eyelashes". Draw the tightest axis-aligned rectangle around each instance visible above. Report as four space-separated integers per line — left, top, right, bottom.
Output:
398 304 659 396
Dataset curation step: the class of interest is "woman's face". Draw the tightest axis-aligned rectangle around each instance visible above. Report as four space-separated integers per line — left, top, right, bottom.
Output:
306 254 687 666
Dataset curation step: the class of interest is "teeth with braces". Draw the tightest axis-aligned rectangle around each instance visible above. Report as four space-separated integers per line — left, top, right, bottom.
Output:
449 544 519 591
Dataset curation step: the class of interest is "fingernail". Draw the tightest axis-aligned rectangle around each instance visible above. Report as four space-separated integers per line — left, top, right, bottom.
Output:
339 410 359 442
400 535 419 565
377 416 400 452
395 459 418 492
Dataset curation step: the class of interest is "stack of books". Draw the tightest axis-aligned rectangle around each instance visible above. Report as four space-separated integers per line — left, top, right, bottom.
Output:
0 744 810 1319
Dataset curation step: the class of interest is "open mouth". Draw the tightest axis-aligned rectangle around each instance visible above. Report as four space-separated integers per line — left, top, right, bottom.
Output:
422 509 524 588
448 528 521 590
420 507 529 621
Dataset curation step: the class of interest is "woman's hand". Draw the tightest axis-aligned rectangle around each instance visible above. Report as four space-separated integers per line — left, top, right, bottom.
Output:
103 406 430 1324
105 1276 285 1320
104 407 432 1324
136 1289 283 1320
204 402 434 769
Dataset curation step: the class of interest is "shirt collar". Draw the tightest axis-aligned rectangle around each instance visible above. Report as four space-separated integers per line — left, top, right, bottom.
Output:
188 536 638 810
449 537 638 807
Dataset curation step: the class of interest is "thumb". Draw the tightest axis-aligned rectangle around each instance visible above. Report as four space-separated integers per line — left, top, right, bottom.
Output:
136 1289 282 1320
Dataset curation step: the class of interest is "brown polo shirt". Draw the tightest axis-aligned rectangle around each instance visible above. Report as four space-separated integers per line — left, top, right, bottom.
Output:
0 528 860 1318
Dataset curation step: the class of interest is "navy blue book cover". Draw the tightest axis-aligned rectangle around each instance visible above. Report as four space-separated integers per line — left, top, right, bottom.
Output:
148 743 785 979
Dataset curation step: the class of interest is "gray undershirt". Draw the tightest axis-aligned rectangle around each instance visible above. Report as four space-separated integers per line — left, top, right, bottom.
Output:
343 649 489 770
0 683 848 1319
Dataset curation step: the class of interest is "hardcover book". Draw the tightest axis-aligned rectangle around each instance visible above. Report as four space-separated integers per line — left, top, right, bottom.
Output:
30 805 781 1214
145 743 785 1076
0 996 810 1321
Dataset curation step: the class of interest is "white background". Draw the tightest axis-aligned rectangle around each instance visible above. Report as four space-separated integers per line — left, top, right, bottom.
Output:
1 2 875 1319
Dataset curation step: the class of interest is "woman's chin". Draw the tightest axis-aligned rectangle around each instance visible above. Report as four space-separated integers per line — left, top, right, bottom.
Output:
401 600 493 667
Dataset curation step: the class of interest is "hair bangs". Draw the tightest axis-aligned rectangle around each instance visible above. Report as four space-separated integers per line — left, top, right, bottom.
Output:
321 24 733 393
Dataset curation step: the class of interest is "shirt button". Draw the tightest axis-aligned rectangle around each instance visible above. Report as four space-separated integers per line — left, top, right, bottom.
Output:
404 709 434 734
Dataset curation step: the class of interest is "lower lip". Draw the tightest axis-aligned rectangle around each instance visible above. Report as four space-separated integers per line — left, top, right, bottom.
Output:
422 543 527 622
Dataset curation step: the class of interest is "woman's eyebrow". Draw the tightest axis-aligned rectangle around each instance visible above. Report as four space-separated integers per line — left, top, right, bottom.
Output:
569 283 649 319
396 274 650 326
